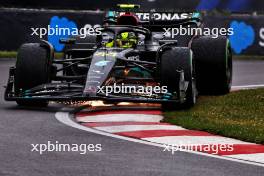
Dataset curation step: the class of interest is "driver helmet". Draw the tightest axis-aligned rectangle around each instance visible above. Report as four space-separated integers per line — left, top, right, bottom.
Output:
116 32 137 48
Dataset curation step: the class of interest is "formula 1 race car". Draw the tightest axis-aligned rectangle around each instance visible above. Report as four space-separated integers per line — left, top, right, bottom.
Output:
5 4 232 110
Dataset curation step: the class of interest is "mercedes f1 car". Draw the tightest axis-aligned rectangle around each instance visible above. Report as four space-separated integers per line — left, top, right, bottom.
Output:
5 4 232 110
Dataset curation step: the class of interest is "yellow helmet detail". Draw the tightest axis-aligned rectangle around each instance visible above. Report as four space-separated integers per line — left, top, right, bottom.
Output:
105 40 114 48
117 32 137 48
121 32 129 39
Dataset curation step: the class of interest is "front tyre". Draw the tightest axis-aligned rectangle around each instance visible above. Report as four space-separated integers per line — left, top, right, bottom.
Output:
161 47 197 110
14 43 53 107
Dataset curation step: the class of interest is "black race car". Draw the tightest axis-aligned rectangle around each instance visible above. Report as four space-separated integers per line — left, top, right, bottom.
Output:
5 5 232 110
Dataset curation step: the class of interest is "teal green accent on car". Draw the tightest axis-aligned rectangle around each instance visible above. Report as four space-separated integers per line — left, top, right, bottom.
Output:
108 11 115 18
162 92 173 100
192 12 201 18
130 67 151 78
192 12 201 23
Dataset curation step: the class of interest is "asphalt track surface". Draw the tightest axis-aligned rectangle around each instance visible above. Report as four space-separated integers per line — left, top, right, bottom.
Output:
0 59 264 176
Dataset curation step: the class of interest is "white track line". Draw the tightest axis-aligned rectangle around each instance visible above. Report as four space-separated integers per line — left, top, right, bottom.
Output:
143 136 251 145
226 153 264 164
55 112 264 167
94 125 185 133
76 114 163 123
231 84 264 89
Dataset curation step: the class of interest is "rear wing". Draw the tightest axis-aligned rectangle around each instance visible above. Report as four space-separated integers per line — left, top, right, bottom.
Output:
105 11 202 31
105 11 202 24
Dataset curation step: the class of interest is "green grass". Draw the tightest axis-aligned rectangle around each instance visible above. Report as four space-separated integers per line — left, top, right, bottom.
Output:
0 51 63 59
54 53 63 59
0 51 17 58
163 89 264 144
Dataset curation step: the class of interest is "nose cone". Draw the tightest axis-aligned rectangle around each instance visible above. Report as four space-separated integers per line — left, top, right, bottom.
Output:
83 50 117 96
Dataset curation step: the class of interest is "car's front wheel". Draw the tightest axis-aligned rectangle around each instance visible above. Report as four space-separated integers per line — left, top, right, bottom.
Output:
160 47 197 110
14 43 53 107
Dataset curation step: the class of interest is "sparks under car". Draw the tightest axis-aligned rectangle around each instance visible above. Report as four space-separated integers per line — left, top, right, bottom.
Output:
5 4 232 110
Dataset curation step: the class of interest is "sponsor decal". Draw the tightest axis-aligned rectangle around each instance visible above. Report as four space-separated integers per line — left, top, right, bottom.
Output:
127 55 140 61
136 12 192 21
116 12 193 21
94 52 117 57
94 60 111 67
92 70 105 74
229 21 255 54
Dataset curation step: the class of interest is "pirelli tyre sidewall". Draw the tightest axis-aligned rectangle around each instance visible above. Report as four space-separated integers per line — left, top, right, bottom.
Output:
14 43 53 106
161 47 197 110
191 36 232 95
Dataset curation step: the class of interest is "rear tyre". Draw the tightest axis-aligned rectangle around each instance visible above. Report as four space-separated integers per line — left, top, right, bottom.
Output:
161 47 197 110
191 36 232 95
14 43 53 107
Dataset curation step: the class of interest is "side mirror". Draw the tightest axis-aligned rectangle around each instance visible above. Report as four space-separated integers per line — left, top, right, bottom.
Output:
59 38 76 44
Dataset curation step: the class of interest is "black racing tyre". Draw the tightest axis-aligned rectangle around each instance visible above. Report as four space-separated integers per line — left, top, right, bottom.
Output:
191 36 232 95
14 43 53 107
161 47 197 110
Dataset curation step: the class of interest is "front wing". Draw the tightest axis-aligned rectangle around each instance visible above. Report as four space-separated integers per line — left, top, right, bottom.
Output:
4 67 185 104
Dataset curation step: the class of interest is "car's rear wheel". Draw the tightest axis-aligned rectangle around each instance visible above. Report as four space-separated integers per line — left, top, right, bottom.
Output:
14 43 53 106
161 47 197 110
191 36 232 95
